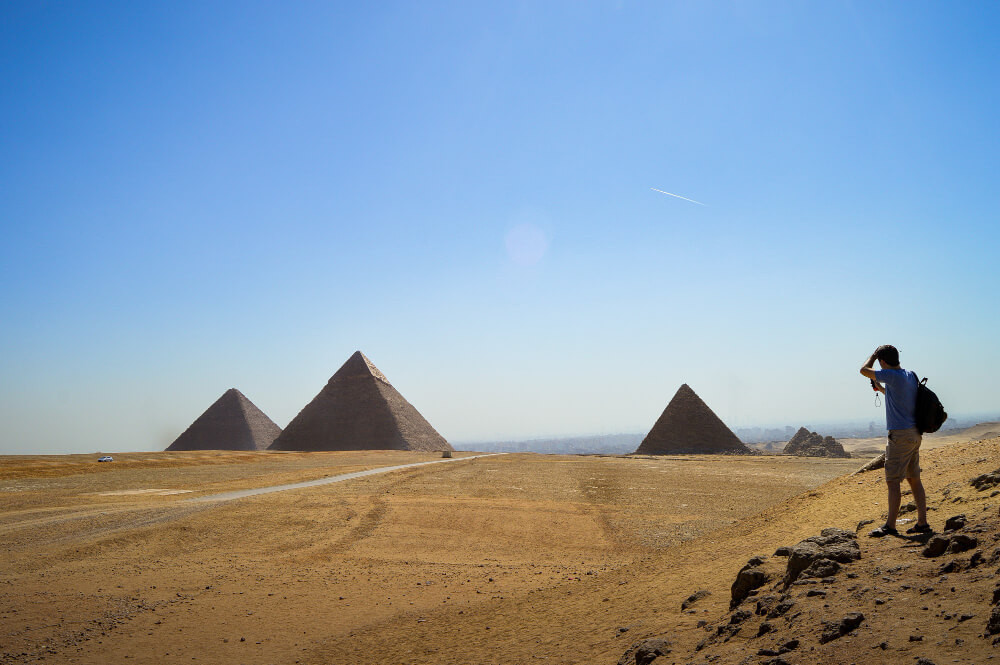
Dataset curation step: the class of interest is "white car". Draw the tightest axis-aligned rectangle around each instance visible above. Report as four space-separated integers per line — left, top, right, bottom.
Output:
97 456 114 462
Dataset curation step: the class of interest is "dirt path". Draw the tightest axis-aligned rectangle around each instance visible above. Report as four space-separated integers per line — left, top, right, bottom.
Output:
187 452 501 503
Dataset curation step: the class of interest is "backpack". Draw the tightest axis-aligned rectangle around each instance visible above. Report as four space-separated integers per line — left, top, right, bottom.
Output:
914 375 947 434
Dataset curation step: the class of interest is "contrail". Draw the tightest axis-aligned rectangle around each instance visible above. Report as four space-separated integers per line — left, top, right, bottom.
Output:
651 188 705 206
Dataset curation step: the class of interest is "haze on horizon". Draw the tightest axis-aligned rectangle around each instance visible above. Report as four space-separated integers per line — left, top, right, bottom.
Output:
1 3 998 455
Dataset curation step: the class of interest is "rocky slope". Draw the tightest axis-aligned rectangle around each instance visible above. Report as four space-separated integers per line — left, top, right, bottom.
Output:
620 437 1000 665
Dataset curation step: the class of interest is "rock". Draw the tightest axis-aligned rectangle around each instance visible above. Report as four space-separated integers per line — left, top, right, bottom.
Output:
800 558 841 579
779 638 800 652
783 427 851 458
681 590 710 611
755 595 778 616
819 612 865 643
946 534 978 554
731 558 771 609
773 546 792 557
971 471 1000 491
987 607 1000 636
756 622 774 636
729 610 752 625
783 529 860 586
784 541 822 586
915 659 936 665
715 623 741 639
618 636 671 665
767 598 796 619
853 453 885 474
939 559 966 574
923 535 951 557
944 514 967 531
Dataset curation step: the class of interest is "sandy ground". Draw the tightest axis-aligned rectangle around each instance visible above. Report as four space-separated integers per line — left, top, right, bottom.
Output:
0 428 996 665
839 421 1000 456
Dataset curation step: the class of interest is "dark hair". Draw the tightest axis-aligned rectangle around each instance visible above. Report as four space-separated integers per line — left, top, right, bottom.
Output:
875 344 900 366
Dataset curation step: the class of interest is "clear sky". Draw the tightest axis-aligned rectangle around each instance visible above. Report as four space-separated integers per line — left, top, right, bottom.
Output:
2 2 998 454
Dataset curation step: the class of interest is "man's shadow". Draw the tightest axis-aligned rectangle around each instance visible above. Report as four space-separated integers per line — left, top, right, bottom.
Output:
896 530 934 544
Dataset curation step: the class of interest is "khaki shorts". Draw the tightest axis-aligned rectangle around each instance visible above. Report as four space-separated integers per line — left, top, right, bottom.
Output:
885 427 922 482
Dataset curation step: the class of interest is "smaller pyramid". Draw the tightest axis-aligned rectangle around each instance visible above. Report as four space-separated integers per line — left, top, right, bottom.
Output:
783 427 851 458
167 388 281 451
634 384 751 455
269 351 452 452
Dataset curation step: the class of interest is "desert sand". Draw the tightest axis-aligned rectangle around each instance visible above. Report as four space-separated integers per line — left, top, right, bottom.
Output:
2 428 999 664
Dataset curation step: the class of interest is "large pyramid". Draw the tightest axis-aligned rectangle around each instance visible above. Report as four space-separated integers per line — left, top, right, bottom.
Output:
167 388 281 451
634 384 751 455
269 351 452 452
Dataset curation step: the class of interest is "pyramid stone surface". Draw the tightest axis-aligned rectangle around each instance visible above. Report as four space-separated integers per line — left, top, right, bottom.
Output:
167 388 281 451
269 351 452 452
783 427 851 458
634 384 751 455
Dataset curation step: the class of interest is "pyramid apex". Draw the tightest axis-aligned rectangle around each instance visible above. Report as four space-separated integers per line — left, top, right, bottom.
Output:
334 350 390 385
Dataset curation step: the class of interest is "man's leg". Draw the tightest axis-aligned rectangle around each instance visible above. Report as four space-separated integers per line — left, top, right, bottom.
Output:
885 480 902 528
907 476 928 526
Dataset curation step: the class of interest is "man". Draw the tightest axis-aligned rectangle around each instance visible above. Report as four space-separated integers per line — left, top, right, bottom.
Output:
860 345 931 537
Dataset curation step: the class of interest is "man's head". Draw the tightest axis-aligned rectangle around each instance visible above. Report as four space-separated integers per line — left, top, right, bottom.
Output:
875 344 900 368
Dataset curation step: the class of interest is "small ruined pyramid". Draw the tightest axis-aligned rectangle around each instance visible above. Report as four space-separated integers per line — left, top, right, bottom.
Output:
783 427 851 458
634 384 751 455
167 388 281 451
269 351 452 452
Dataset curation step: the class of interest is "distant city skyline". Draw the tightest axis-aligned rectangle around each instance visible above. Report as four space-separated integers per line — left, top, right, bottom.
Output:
2 3 998 454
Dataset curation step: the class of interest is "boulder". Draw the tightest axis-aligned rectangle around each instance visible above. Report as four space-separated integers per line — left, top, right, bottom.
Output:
988 607 1000 636
922 533 978 557
853 453 886 475
799 558 841 579
618 637 671 665
819 612 865 643
923 535 951 558
971 470 1000 491
731 557 771 609
783 529 859 586
944 514 967 531
681 590 710 611
767 598 796 619
946 534 978 554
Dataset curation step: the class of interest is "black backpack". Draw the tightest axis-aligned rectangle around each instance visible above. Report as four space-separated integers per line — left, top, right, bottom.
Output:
914 375 948 434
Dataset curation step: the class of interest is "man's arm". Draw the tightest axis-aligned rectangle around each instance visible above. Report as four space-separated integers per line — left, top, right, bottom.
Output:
860 350 879 381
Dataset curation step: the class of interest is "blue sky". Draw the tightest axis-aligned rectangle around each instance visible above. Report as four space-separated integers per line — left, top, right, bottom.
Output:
1 2 998 454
